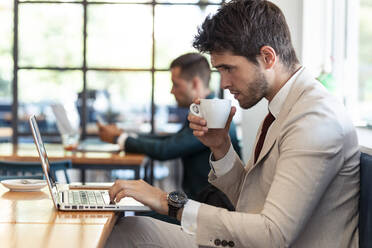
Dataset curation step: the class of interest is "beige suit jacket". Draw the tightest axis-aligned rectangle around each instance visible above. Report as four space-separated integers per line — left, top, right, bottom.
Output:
196 68 360 248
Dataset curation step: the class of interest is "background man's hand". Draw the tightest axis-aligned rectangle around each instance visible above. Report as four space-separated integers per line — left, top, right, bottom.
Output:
188 98 236 160
109 179 168 215
97 123 123 143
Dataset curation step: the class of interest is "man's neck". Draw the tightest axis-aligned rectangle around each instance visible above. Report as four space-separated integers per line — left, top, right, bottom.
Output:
267 64 302 102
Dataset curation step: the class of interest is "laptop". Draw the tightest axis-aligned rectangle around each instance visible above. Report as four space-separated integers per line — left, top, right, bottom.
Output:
51 103 120 153
29 115 150 212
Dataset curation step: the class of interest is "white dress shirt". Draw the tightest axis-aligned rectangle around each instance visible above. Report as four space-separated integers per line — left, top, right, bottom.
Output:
181 67 304 234
116 132 138 150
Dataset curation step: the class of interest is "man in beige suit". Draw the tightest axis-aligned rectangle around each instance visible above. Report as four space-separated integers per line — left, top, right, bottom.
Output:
105 1 360 247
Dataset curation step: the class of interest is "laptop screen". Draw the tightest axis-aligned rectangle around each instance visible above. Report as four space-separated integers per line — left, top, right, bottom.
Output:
29 115 59 208
29 115 151 212
51 103 80 136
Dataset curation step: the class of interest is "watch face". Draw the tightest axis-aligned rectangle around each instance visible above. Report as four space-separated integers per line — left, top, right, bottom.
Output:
168 191 188 205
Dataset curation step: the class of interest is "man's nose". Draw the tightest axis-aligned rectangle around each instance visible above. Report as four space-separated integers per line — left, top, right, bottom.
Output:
220 75 230 89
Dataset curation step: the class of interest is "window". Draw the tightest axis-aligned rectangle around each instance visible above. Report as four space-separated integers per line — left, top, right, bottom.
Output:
6 0 225 143
332 0 372 125
303 0 372 127
0 0 13 142
336 0 372 126
358 0 372 125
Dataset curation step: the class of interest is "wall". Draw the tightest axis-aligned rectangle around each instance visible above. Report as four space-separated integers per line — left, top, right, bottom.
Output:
274 0 304 62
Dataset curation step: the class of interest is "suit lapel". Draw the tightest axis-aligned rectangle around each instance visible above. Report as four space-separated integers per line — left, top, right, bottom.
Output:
253 68 312 165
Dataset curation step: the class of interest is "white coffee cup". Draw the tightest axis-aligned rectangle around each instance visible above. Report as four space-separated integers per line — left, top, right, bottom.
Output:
189 99 231 129
61 133 80 151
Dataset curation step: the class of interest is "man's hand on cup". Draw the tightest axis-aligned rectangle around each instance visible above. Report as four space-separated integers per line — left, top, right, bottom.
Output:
97 122 123 144
188 98 236 160
109 179 168 215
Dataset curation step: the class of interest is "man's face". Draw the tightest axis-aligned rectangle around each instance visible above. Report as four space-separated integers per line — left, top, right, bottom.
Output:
170 67 194 107
211 51 269 109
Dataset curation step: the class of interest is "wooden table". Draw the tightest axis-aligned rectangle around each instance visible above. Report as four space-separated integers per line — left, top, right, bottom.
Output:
0 143 145 182
0 184 119 248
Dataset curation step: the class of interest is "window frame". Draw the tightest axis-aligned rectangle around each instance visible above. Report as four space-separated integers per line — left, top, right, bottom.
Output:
11 0 225 143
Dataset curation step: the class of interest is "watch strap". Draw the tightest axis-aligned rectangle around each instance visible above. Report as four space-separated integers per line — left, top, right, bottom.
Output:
168 204 179 218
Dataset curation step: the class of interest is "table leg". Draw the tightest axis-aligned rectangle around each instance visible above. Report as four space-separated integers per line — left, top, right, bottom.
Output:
81 168 86 183
149 160 154 185
134 167 140 180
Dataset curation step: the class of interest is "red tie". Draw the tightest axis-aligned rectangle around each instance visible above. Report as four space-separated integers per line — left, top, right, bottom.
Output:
254 112 275 163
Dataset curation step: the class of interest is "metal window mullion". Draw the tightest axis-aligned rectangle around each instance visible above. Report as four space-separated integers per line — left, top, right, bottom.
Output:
18 1 220 6
81 0 88 139
12 0 19 144
16 66 169 72
146 0 157 185
151 0 155 135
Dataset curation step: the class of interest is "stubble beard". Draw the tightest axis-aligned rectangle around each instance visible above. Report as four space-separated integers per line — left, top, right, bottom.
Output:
239 71 268 109
176 95 193 108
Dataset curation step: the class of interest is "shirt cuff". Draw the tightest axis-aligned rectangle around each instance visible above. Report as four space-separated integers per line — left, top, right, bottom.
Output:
116 133 128 150
181 199 201 235
117 132 139 150
209 143 236 177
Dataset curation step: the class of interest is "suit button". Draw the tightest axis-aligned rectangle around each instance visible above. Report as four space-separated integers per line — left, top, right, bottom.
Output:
228 241 235 247
214 239 221 246
222 240 228 246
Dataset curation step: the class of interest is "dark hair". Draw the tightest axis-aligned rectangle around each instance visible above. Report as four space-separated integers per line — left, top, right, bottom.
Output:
170 53 211 87
193 0 299 70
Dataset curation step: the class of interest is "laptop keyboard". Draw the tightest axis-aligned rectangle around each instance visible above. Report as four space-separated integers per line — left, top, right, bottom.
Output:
64 190 110 205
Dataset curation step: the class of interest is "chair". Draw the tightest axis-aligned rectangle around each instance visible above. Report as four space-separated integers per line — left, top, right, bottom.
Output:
359 151 372 248
0 160 72 183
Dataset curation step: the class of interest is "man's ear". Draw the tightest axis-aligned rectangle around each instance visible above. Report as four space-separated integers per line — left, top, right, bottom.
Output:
191 76 201 90
259 46 276 70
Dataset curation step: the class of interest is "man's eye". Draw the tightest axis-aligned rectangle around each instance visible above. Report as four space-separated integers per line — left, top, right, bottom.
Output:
217 67 231 73
223 66 232 72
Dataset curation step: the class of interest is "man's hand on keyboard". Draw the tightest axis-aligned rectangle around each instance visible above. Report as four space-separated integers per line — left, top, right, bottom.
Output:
109 179 168 215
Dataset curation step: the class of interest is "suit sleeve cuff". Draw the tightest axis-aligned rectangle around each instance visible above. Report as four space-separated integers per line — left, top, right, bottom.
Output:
209 143 236 177
181 199 201 235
